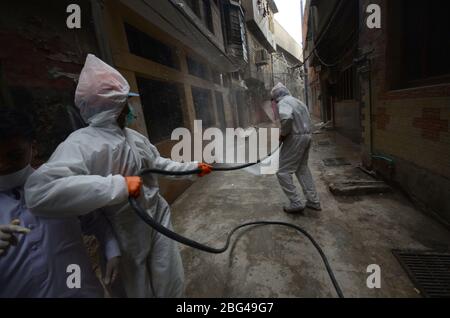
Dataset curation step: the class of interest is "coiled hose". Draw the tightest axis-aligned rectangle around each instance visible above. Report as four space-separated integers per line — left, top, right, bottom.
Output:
128 147 344 298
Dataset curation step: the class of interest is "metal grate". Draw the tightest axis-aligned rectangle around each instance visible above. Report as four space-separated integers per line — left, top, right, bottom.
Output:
323 158 351 167
393 250 450 298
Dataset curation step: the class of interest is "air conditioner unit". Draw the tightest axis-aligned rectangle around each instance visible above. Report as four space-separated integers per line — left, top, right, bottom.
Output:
255 49 270 66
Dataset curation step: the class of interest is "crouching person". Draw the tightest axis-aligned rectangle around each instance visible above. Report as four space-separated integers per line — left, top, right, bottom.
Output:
0 107 120 298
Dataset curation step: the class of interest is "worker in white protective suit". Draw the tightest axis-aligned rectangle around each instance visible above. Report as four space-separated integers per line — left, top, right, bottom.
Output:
25 54 213 298
271 83 321 214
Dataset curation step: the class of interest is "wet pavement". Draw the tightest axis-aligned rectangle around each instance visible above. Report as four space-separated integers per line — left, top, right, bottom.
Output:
170 122 450 298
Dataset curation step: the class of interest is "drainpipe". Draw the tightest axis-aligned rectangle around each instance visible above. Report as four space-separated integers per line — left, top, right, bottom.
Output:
355 53 395 173
367 59 395 173
355 54 374 155
367 58 374 156
300 0 309 106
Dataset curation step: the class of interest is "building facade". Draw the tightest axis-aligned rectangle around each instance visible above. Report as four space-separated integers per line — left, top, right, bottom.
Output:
303 0 450 223
0 0 101 162
0 0 253 202
0 0 304 203
273 20 305 102
241 0 278 126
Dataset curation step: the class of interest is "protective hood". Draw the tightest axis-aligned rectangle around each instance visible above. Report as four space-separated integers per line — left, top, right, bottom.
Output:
271 83 291 102
75 54 130 126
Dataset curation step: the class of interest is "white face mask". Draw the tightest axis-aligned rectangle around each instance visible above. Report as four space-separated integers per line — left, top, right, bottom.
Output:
0 165 34 192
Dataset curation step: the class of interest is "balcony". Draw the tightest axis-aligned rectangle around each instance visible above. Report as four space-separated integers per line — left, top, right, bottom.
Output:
222 0 249 68
241 0 278 52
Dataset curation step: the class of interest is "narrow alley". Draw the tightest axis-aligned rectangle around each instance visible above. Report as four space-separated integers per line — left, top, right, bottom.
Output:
1 0 450 305
172 121 450 298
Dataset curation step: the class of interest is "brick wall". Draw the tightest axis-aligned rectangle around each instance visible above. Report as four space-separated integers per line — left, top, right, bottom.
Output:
371 99 450 179
359 0 450 221
0 0 100 164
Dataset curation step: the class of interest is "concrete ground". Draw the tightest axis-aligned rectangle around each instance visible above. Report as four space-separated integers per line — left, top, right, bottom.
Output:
171 125 450 298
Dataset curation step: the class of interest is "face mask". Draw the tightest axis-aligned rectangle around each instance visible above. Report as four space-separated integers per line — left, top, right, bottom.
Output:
0 165 34 192
126 104 138 127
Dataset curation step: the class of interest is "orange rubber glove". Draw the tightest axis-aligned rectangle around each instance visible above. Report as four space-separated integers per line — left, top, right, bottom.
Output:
125 176 143 198
198 163 213 177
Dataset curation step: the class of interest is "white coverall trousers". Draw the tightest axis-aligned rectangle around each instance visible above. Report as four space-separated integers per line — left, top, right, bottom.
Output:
107 194 185 298
276 134 320 207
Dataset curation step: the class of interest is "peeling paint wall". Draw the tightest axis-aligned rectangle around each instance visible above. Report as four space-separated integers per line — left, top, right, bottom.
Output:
0 0 100 164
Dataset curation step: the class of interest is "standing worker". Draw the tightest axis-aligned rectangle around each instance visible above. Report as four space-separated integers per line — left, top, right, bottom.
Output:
25 54 212 298
271 83 322 214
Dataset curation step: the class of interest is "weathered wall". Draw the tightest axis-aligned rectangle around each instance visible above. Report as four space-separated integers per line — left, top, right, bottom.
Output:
274 20 302 61
244 31 273 126
272 53 304 102
245 32 273 89
211 0 225 49
358 0 450 222
304 0 450 222
0 0 100 164
103 0 245 202
308 67 322 119
334 100 361 144
273 20 304 101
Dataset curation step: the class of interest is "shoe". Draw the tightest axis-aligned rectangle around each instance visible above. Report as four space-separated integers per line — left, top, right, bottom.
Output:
283 202 305 214
306 201 322 211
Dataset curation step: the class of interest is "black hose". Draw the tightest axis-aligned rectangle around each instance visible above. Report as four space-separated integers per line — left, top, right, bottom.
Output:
139 165 257 175
129 195 344 298
140 144 281 176
129 143 344 298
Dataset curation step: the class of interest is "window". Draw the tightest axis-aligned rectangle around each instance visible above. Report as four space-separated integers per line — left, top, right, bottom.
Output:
336 66 355 101
137 77 184 143
202 0 214 34
125 23 178 69
388 0 450 88
187 56 210 80
224 2 248 62
186 0 214 34
404 0 450 84
192 87 215 127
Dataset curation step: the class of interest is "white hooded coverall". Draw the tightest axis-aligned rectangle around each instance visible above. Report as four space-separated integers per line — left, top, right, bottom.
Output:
272 83 320 208
25 54 197 298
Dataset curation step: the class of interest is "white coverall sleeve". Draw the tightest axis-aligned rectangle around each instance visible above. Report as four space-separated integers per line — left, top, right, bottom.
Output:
144 137 199 173
25 142 129 218
154 155 199 173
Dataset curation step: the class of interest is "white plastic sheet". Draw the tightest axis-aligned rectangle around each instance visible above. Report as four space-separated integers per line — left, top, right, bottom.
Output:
75 54 130 124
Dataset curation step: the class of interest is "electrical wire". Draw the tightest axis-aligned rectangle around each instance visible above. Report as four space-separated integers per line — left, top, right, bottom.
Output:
300 0 371 69
313 38 358 68
293 0 346 69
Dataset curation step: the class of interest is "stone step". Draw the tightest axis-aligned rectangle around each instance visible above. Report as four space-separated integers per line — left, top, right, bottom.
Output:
329 180 392 196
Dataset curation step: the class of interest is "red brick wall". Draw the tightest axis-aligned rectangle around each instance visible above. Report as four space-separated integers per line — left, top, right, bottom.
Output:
359 0 450 180
0 0 100 163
